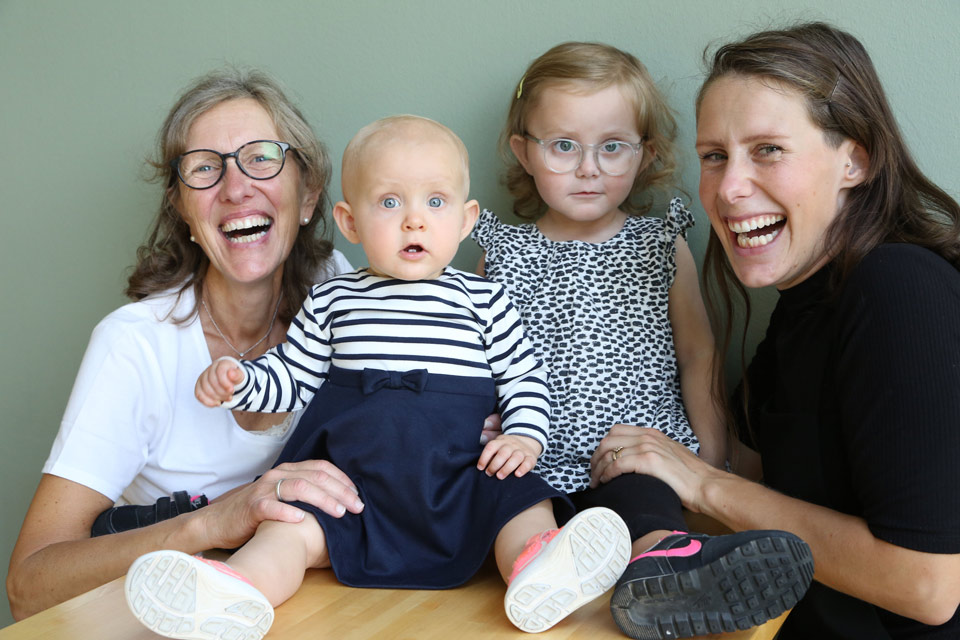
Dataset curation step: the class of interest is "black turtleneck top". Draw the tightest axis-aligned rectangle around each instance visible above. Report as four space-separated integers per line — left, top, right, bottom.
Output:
737 243 960 639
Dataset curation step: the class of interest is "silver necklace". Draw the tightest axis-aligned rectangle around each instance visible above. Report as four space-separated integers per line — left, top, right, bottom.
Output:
201 294 281 358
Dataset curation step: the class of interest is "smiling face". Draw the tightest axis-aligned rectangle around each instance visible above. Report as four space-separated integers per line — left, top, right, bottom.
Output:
696 75 865 289
333 120 479 281
174 98 318 290
510 82 645 241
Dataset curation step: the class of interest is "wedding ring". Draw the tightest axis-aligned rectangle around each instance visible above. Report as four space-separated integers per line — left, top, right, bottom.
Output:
275 479 285 502
611 446 625 461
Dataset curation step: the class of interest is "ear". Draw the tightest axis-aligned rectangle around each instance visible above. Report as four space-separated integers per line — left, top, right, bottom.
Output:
459 199 481 242
841 141 870 188
332 201 361 244
299 188 321 222
509 134 533 175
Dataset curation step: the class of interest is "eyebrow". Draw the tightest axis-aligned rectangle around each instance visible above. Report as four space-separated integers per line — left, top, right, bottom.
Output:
695 132 791 149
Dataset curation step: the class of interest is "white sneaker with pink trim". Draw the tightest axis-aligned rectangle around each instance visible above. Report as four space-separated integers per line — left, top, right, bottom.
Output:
125 550 273 640
504 507 631 633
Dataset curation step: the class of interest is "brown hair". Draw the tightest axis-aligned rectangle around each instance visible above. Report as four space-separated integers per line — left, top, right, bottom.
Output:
698 22 960 438
126 67 334 323
500 41 679 220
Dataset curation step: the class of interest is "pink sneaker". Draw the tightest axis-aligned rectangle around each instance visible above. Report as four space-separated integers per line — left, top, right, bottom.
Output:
504 507 631 633
125 550 273 640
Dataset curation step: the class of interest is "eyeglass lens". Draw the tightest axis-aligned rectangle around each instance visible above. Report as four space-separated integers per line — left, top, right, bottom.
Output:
178 141 286 188
541 139 638 176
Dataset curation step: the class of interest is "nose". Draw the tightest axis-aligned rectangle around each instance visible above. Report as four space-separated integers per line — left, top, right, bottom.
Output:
402 207 425 231
717 155 754 204
575 148 600 178
218 158 255 202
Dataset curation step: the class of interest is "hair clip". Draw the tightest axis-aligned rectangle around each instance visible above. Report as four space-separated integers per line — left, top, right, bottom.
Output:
516 75 525 100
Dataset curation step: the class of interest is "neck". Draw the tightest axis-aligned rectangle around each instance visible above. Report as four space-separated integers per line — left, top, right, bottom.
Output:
201 269 284 348
536 208 628 243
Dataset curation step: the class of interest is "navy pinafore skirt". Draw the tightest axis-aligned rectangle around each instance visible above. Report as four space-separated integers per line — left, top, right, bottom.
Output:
272 365 563 589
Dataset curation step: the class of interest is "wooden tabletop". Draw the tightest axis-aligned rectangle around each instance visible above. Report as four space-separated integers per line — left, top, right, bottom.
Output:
0 561 787 640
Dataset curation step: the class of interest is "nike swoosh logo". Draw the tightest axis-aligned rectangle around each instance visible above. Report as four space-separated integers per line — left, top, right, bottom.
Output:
631 538 702 562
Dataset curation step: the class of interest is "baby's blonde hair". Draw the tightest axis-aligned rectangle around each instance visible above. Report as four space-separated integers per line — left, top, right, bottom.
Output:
501 42 678 220
342 115 470 200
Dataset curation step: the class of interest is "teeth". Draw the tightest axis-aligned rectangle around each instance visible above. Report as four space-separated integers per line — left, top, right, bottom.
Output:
727 214 784 234
737 227 781 248
220 216 272 233
227 230 268 244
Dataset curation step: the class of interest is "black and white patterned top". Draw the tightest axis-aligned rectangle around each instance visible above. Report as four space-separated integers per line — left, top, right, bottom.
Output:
472 198 698 492
223 268 550 450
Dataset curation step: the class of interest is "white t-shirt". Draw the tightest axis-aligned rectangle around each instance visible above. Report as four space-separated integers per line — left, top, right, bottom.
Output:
43 250 352 505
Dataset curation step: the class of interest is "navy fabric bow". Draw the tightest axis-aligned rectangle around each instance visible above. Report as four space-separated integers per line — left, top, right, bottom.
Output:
360 368 429 395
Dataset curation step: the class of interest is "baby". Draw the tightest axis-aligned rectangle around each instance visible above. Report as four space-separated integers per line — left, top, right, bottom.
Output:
125 115 630 639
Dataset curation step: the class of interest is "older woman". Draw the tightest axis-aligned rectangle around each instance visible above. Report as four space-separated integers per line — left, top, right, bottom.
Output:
593 23 960 638
6 69 365 620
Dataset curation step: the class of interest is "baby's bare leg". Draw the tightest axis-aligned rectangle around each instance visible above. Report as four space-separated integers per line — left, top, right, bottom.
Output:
494 499 556 582
227 516 330 606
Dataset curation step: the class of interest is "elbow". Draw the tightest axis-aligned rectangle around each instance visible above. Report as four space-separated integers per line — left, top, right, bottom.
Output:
913 595 959 628
901 575 960 627
7 569 36 622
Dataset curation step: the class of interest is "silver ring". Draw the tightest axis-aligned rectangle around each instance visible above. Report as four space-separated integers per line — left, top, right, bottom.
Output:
611 446 625 461
275 478 285 502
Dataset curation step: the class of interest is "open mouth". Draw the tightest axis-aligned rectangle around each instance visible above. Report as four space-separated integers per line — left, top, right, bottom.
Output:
220 215 273 244
728 215 785 249
402 244 425 254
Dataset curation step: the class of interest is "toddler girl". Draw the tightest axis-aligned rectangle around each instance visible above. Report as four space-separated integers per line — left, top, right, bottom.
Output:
473 43 813 639
124 115 631 640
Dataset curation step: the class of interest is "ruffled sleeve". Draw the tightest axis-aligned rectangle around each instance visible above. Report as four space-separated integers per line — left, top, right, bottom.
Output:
471 209 502 252
663 197 694 241
662 197 695 286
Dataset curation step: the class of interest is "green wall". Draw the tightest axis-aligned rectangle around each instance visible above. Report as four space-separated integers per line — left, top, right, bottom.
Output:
1 0 957 626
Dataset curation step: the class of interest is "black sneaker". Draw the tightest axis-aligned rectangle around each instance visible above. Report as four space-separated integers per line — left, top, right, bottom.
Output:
91 491 208 537
610 530 814 639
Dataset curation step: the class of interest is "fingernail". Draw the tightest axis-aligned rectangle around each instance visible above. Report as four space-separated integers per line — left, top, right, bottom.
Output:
479 434 489 445
354 499 364 511
336 504 346 516
483 418 493 429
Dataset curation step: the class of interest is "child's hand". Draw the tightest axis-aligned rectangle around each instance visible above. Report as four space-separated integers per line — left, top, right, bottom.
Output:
195 357 244 407
477 434 542 479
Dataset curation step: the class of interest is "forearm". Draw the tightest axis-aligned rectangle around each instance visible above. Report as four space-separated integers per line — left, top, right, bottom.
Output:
8 510 209 620
678 351 726 467
699 472 960 624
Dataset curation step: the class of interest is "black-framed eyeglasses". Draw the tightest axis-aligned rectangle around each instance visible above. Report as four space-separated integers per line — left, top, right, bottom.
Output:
171 140 294 190
524 134 644 177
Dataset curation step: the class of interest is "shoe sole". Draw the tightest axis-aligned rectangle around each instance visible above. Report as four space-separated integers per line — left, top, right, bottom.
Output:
125 550 274 640
610 534 814 639
505 507 632 633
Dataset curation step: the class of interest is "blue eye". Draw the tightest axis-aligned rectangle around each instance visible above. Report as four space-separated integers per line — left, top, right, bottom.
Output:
551 139 578 154
601 141 625 154
428 196 444 208
382 197 400 209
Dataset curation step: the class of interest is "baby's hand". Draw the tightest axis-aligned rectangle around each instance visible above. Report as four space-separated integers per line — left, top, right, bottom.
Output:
477 434 542 479
195 357 245 407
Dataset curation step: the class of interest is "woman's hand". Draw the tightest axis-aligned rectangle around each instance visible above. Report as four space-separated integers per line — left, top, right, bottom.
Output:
202 459 364 550
589 424 721 512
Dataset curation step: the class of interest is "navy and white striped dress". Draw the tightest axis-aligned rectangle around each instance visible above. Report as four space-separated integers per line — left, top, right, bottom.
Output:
224 267 563 588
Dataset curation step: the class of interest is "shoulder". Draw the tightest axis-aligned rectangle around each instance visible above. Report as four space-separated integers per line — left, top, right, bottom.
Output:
94 288 195 343
835 244 960 346
844 243 960 305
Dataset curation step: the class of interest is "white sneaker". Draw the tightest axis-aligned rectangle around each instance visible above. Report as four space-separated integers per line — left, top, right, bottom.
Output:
125 550 273 640
505 507 631 633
